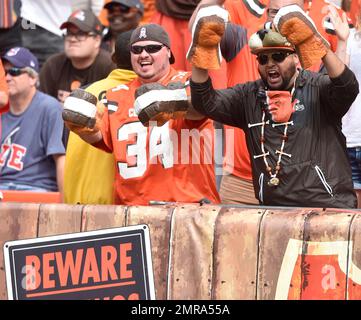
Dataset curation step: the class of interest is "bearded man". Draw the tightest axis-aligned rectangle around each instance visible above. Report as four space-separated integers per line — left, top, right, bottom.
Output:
189 3 359 208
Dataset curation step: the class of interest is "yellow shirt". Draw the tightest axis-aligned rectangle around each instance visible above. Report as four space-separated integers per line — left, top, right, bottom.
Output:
64 69 137 204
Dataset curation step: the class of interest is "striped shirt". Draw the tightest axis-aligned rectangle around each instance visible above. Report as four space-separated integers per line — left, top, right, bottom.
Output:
0 0 17 29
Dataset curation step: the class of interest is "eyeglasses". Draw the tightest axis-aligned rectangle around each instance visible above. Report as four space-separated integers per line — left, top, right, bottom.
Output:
257 52 293 65
108 3 131 14
63 31 96 41
130 44 165 55
4 67 27 77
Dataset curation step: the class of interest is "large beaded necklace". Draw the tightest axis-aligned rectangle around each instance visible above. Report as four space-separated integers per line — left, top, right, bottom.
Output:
249 87 296 187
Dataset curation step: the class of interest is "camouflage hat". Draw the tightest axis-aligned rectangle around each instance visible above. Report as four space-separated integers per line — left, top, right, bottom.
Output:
248 28 295 54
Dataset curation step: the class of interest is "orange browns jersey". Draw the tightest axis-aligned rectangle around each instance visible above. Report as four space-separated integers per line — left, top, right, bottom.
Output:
226 0 269 36
222 0 268 180
306 0 353 71
100 68 220 205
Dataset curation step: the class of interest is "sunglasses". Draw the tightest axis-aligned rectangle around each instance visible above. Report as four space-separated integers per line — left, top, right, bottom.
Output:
108 3 131 13
257 52 293 65
4 67 27 77
130 44 165 55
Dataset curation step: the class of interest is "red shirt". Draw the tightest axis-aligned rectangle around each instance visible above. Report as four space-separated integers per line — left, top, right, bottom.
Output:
99 68 220 205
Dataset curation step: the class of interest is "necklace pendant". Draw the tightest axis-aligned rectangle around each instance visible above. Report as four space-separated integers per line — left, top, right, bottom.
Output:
268 177 280 187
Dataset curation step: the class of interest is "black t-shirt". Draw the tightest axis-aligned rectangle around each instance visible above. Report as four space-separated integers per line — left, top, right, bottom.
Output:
39 49 115 147
39 49 116 102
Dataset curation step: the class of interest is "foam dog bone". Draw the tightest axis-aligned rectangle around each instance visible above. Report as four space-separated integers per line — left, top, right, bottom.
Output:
134 82 189 127
63 89 98 129
187 5 229 70
273 4 330 69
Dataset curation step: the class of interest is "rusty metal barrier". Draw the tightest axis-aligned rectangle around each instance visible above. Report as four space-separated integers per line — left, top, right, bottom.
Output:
0 202 361 300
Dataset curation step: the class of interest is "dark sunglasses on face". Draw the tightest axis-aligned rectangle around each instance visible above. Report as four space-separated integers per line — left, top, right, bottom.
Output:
108 3 131 14
130 44 165 55
5 67 27 77
257 51 293 65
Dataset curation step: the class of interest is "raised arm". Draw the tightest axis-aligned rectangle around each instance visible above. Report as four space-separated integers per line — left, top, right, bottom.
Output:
321 5 350 76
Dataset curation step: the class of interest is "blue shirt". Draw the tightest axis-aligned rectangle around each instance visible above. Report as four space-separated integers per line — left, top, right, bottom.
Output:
0 91 65 191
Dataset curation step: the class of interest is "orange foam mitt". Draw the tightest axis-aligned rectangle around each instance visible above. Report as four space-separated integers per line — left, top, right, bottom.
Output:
273 5 330 69
187 5 229 70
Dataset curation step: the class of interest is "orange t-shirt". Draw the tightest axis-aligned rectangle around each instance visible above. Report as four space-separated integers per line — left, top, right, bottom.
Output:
99 68 220 205
0 60 9 114
0 60 7 95
222 0 268 180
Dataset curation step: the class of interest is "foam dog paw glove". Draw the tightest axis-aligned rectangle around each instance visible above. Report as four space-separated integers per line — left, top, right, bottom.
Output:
273 4 330 69
187 5 229 70
134 82 189 127
63 89 103 136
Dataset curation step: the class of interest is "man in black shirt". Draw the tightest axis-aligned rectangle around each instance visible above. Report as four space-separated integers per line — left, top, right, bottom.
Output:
190 3 359 208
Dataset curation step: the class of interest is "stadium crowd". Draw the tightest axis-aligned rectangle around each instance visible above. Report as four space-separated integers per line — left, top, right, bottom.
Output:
0 0 361 208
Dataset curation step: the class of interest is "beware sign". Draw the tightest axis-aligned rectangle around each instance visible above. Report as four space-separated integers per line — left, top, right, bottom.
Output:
4 225 155 300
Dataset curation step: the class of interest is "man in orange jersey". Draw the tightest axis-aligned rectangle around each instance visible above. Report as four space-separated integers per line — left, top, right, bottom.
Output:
63 24 220 205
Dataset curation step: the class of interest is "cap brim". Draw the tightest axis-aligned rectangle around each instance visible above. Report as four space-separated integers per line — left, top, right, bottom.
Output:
60 20 93 33
2 56 39 73
60 21 73 30
252 47 296 54
2 56 26 69
104 1 129 10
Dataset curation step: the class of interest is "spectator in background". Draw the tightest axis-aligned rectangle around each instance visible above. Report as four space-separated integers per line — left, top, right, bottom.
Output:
72 0 105 16
102 0 144 52
20 0 73 68
0 60 9 110
0 47 65 195
0 0 22 56
40 9 115 104
40 9 115 146
64 30 137 204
